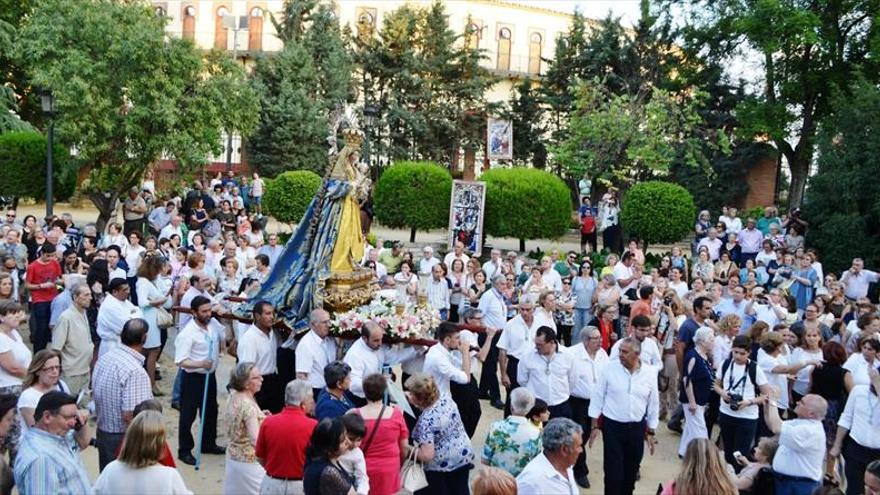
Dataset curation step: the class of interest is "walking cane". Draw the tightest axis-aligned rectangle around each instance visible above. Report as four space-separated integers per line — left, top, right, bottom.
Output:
194 337 216 471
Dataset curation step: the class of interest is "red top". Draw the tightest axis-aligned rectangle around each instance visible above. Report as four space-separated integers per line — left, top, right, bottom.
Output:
356 407 409 495
25 258 61 303
255 406 317 479
627 299 653 333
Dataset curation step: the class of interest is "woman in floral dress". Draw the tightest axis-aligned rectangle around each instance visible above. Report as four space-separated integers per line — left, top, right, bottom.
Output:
224 362 266 495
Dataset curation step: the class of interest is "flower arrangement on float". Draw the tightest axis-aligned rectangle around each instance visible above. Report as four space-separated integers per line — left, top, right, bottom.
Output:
329 292 441 341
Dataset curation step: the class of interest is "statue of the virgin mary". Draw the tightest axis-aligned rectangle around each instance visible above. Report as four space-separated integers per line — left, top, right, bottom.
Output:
238 112 376 330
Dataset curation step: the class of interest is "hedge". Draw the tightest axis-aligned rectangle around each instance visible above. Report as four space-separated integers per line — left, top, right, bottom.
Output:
620 181 695 246
0 131 75 201
373 161 452 241
262 170 322 224
481 168 570 250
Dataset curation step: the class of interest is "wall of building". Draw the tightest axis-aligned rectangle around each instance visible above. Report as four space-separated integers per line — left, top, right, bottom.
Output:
744 156 778 209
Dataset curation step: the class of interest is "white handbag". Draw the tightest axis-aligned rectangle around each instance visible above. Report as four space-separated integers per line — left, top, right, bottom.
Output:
400 443 429 493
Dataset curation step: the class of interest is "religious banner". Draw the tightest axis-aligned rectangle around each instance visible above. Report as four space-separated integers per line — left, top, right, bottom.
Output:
448 180 486 254
486 117 513 160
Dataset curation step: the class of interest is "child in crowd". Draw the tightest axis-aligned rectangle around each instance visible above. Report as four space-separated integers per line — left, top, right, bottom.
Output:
732 436 778 492
526 398 550 430
339 413 370 495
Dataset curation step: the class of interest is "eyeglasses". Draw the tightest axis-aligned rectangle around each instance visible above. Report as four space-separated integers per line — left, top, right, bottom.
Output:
562 281 571 285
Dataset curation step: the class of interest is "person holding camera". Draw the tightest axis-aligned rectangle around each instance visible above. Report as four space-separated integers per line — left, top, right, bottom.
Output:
713 335 772 471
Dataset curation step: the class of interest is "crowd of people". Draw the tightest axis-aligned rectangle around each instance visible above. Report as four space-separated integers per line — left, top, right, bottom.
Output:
0 184 879 495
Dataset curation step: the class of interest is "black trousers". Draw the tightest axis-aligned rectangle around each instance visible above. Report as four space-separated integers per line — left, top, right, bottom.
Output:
29 301 51 352
96 430 125 472
569 396 590 478
276 346 296 388
417 464 472 495
601 417 646 495
255 372 284 414
478 332 501 402
123 218 145 237
450 376 481 438
502 356 520 418
717 413 757 472
548 400 572 420
178 371 218 455
843 436 880 495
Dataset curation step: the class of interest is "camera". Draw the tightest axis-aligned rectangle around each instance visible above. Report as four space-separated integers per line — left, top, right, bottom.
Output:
728 393 744 411
709 310 720 322
664 296 673 306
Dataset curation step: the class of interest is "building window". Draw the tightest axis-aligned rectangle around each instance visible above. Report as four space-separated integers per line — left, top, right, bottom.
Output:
356 9 376 41
464 22 481 50
153 5 166 17
182 5 196 41
214 7 229 50
528 32 542 75
248 7 264 52
497 27 512 71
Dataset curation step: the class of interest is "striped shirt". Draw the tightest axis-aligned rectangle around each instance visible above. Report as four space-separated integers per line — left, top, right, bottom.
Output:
13 428 91 495
93 345 153 433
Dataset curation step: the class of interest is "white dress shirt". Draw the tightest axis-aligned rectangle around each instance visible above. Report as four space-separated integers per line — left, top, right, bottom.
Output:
589 360 660 429
841 269 880 300
96 295 143 357
566 345 609 400
477 288 507 331
343 338 419 399
843 353 880 388
837 384 880 449
423 344 469 398
236 324 278 375
533 308 557 331
609 337 663 369
443 252 470 272
497 315 541 361
419 256 440 275
482 260 503 280
295 330 338 389
174 318 223 374
773 418 826 481
517 347 577 407
178 286 214 329
516 452 577 495
543 268 563 292
613 261 637 292
758 348 791 409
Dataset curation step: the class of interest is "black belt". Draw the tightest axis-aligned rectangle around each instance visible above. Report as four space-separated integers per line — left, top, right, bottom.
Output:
268 474 302 481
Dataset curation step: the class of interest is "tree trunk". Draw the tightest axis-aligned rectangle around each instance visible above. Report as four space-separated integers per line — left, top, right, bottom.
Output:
787 153 811 208
519 238 525 252
409 227 416 243
88 191 119 234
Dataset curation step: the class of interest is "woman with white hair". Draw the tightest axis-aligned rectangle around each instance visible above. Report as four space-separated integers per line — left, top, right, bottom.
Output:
678 326 715 456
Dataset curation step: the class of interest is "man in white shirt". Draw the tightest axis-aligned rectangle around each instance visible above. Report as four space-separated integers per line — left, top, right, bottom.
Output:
257 234 284 269
588 337 659 495
443 241 469 272
423 323 472 398
697 228 723 261
296 309 338 400
105 246 127 281
174 295 226 464
609 314 662 369
425 265 450 320
498 295 539 416
518 326 577 420
540 256 563 292
96 278 143 358
343 321 421 406
418 246 440 275
841 258 880 301
516 418 582 495
763 391 827 495
565 326 609 489
830 371 880 494
237 301 283 413
482 249 503 280
613 252 639 294
158 215 185 245
719 206 743 234
477 275 507 407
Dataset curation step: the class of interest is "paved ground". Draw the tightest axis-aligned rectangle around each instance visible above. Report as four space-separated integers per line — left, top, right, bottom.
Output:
19 201 686 493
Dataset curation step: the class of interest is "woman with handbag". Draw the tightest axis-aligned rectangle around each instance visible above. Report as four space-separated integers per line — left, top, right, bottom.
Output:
135 254 169 396
354 374 409 495
407 373 475 495
303 417 356 495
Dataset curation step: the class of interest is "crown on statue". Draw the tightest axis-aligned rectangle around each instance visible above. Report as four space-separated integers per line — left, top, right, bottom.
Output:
342 127 365 149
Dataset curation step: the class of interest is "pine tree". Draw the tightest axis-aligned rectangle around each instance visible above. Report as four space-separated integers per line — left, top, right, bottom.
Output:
303 3 352 110
509 79 546 168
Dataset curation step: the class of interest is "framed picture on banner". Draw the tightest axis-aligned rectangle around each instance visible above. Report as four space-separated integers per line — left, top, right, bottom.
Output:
486 117 513 160
448 180 486 255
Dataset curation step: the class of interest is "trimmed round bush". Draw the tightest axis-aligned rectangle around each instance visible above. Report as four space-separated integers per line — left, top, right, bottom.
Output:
481 168 571 245
262 170 322 224
374 161 452 238
0 131 75 201
621 181 695 246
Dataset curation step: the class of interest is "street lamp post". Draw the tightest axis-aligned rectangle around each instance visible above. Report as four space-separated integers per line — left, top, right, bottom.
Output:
40 90 56 217
223 13 246 173
363 104 378 182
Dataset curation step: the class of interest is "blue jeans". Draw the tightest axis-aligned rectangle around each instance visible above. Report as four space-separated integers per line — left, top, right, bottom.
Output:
774 473 819 495
572 308 592 343
172 368 183 404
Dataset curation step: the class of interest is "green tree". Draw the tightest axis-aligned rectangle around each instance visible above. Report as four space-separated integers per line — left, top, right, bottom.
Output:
247 42 328 177
302 3 352 110
262 170 322 224
481 168 571 251
669 0 879 206
15 0 258 229
540 10 588 156
0 131 74 201
620 181 696 248
509 79 546 168
373 161 452 242
803 75 880 272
